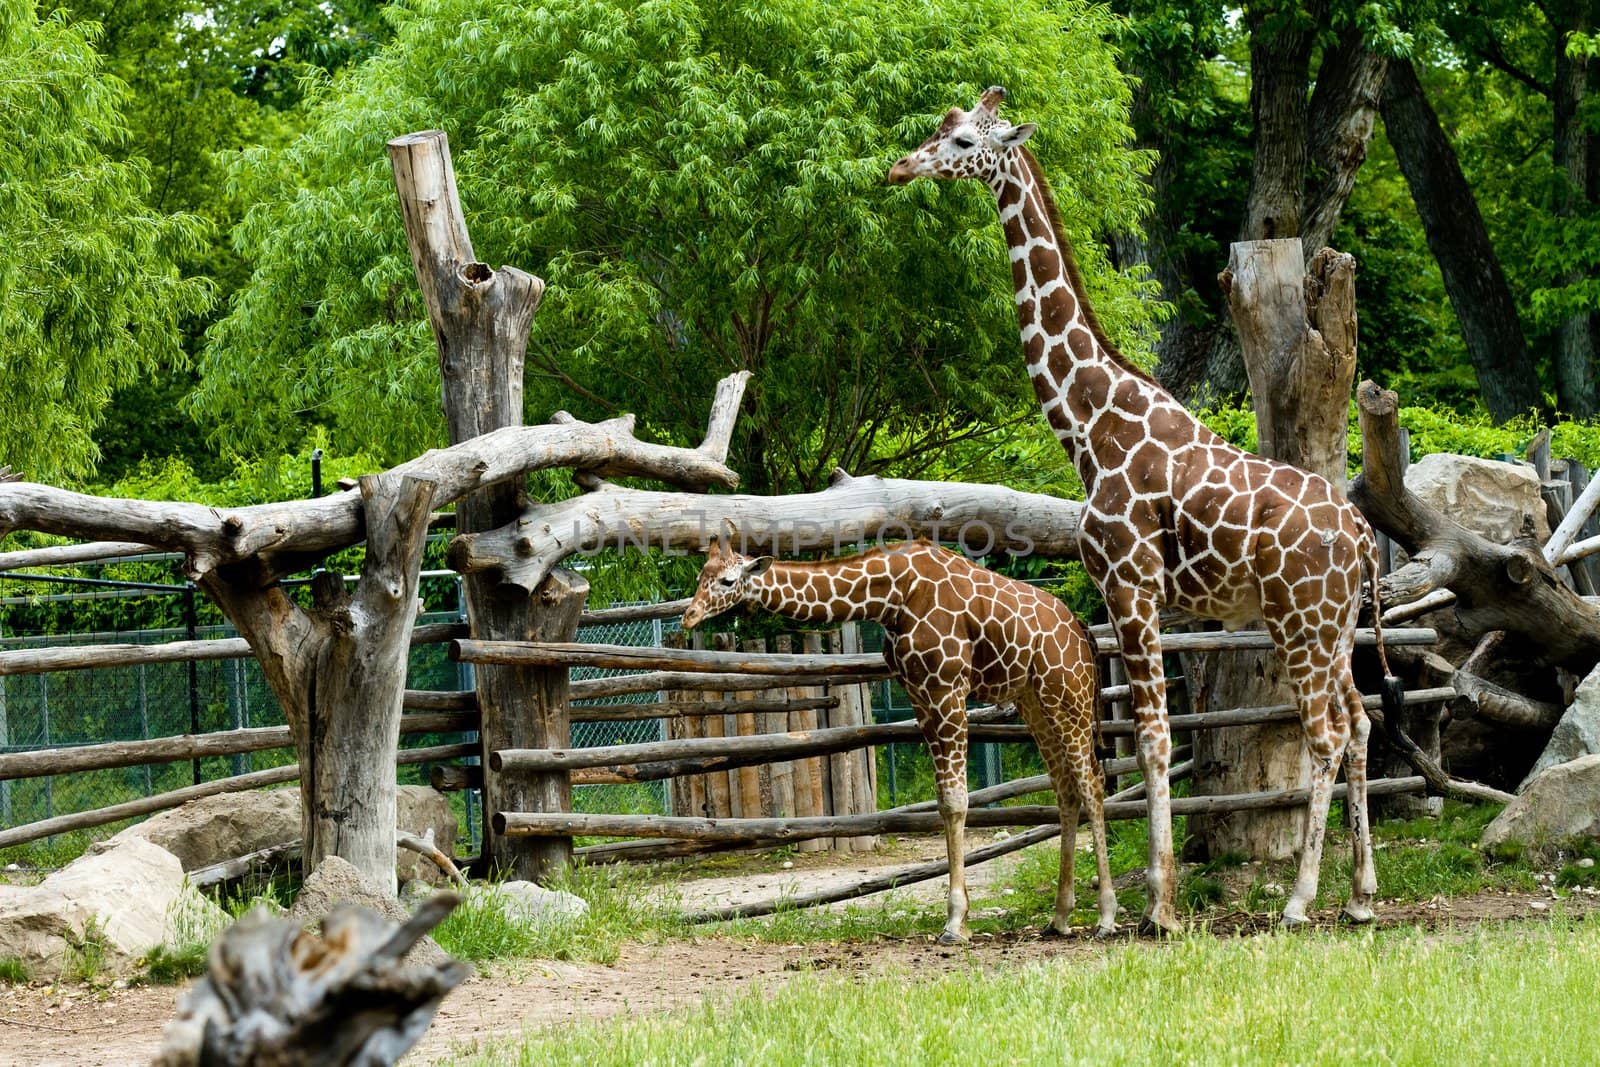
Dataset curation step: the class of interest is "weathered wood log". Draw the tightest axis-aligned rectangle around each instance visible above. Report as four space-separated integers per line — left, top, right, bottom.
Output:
500 776 1432 842
579 598 693 626
1193 240 1362 862
429 764 480 792
189 842 302 889
0 539 156 569
402 689 479 712
0 743 475 850
573 761 1192 866
449 467 1088 594
451 639 891 677
0 712 475 781
0 621 465 678
153 892 468 1067
1449 671 1564 730
1351 380 1600 673
396 831 468 888
1100 686 1454 736
568 669 881 700
571 696 838 722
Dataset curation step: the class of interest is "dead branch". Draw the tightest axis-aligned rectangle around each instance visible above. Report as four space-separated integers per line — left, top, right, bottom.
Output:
1351 380 1600 672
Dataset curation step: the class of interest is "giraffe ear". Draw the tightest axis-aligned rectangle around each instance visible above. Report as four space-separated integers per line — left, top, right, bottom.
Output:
990 122 1036 149
743 556 774 578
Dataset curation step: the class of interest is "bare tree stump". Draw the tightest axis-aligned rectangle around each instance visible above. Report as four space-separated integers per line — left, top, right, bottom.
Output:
1187 241 1360 862
154 894 467 1067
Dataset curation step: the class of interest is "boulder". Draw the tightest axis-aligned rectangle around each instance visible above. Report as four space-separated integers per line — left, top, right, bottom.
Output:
1483 753 1600 853
0 838 227 981
290 856 450 968
1404 452 1551 545
492 880 589 924
112 784 459 883
1519 663 1600 792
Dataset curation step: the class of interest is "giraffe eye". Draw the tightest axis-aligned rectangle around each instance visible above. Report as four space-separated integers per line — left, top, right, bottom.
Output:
952 136 975 150
720 577 737 587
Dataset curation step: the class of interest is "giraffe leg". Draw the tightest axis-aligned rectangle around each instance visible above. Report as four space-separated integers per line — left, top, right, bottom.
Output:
1281 677 1351 928
1105 588 1179 936
1049 786 1080 937
917 694 972 945
1341 679 1378 923
1015 687 1085 937
1077 747 1119 937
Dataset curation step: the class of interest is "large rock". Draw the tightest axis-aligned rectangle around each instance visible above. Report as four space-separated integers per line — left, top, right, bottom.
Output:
1404 452 1551 545
493 880 589 924
112 784 459 883
0 838 227 981
290 855 450 969
1519 663 1600 792
1483 753 1600 852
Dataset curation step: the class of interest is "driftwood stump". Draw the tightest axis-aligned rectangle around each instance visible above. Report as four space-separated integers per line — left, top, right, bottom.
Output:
153 894 467 1067
1186 240 1359 862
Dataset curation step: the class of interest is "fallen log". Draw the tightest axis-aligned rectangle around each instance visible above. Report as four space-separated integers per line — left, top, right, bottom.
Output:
1351 379 1600 672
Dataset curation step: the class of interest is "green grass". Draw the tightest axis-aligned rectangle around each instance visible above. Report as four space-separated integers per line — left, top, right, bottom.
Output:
139 942 209 984
0 957 29 984
433 865 684 967
438 914 1600 1066
61 917 109 984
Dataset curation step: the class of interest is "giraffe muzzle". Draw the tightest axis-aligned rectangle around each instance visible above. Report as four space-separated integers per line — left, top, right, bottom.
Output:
886 158 916 185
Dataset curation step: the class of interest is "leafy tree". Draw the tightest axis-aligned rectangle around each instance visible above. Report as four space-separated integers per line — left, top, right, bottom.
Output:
194 0 1159 492
0 0 213 483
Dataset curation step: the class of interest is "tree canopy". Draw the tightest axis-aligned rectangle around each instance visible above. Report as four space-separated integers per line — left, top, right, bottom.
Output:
0 0 212 483
193 0 1160 492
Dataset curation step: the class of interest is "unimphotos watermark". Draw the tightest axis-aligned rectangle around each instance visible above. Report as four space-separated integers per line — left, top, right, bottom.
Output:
569 511 1038 560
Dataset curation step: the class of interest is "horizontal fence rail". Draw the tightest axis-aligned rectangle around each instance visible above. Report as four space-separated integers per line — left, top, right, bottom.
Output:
498 776 1428 842
0 742 475 850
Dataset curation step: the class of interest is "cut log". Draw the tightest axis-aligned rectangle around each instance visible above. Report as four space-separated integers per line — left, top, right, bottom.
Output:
1350 380 1600 674
152 893 468 1067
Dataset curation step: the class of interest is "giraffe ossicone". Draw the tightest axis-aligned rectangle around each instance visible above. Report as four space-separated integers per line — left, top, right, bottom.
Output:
891 87 1400 933
683 539 1116 944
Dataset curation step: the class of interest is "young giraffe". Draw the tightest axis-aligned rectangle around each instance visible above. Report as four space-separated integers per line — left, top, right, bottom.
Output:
889 87 1397 933
681 538 1118 944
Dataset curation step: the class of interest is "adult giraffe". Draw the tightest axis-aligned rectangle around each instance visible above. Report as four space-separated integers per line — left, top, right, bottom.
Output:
681 538 1117 944
888 87 1397 932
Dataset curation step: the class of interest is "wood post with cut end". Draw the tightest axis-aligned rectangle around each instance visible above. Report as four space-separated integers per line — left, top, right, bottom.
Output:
1190 239 1361 863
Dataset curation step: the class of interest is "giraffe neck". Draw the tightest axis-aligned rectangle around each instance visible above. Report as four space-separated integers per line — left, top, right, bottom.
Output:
990 149 1154 480
743 555 898 625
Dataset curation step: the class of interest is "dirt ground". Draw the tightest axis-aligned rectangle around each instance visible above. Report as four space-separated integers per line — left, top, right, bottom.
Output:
2 835 1594 1067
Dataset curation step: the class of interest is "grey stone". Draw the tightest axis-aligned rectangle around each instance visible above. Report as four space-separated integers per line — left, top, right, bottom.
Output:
1404 452 1551 545
0 838 227 981
492 880 589 924
111 785 459 882
1519 662 1600 792
290 855 450 968
1484 753 1600 852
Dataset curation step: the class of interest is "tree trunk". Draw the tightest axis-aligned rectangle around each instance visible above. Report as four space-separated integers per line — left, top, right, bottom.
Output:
1186 240 1359 862
203 474 437 891
1302 28 1389 255
1553 15 1595 417
388 129 569 880
1379 60 1543 421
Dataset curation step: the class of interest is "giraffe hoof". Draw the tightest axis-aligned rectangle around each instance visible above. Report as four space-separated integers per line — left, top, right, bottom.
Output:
1279 910 1311 931
1039 923 1071 940
1093 923 1118 940
1136 916 1181 939
1340 902 1376 925
936 930 969 946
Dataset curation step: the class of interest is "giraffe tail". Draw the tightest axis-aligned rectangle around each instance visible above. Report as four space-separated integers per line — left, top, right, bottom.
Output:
1363 538 1406 723
1365 535 1452 795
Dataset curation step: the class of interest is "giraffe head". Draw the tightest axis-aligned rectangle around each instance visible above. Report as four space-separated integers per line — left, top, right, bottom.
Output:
681 536 773 630
886 86 1035 185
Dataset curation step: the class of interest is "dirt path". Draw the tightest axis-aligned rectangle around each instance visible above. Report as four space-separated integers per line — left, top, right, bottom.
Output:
1 849 1593 1066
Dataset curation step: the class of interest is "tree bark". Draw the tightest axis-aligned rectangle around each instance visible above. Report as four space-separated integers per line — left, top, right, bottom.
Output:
1553 13 1595 417
1187 239 1360 862
1302 28 1389 255
1379 60 1543 421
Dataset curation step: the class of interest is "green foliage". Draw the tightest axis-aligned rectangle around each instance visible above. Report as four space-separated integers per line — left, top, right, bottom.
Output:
197 0 1158 492
62 916 110 983
139 941 209 984
0 0 214 483
0 957 29 984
